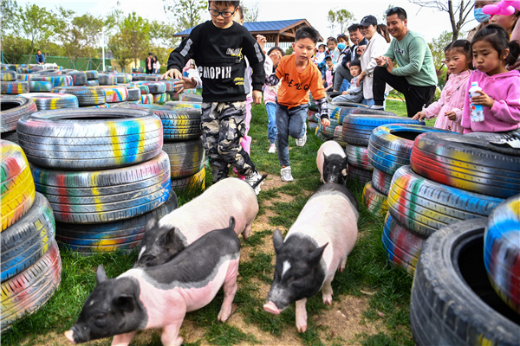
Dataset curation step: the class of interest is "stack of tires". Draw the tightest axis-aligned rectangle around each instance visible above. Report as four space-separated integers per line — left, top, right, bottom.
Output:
16 108 177 255
85 70 100 86
0 96 37 144
132 81 169 104
384 132 520 276
409 193 520 345
1 140 61 332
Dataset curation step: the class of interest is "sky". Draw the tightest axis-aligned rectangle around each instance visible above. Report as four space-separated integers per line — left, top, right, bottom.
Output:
15 0 479 43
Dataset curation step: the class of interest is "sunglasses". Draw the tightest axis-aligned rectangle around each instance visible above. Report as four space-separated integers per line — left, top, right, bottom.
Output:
386 6 405 16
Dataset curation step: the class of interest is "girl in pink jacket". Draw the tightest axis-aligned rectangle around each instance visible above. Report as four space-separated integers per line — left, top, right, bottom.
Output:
413 40 472 133
462 24 520 133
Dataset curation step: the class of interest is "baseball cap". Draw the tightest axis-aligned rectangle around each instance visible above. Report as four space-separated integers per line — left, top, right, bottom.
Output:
359 15 377 27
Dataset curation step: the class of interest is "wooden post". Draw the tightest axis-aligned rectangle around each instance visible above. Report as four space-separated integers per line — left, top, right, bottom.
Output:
275 34 280 46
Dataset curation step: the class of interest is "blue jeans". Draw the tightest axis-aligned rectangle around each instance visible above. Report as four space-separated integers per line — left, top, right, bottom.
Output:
276 102 307 167
266 102 277 144
339 79 350 92
362 98 375 106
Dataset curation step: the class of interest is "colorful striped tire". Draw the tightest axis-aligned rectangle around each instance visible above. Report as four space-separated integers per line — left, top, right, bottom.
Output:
20 93 79 110
1 95 37 132
484 195 520 314
368 124 452 175
17 108 163 170
342 115 424 146
410 132 520 199
52 87 106 106
465 129 520 142
1 71 17 81
85 80 99 86
1 192 55 281
127 88 140 101
1 82 29 95
362 181 388 216
134 84 150 94
372 167 393 195
347 165 372 186
1 240 61 332
28 81 53 92
85 70 99 80
131 74 147 81
66 71 87 86
141 94 153 104
346 144 373 171
96 86 128 103
388 165 503 238
163 139 205 179
328 102 368 124
179 93 202 102
165 101 202 109
144 75 163 81
410 218 520 346
320 119 340 138
162 80 180 92
31 151 171 224
309 122 319 131
56 188 177 254
25 75 73 87
84 103 110 108
153 93 167 103
1 141 36 232
382 212 425 275
134 82 166 94
115 73 132 84
98 73 117 85
171 166 206 193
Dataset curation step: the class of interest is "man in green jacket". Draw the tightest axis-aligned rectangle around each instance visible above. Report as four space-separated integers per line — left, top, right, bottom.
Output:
371 7 438 117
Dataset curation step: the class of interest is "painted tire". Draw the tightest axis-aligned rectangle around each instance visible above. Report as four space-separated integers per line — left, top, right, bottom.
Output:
388 165 503 238
410 218 520 346
96 86 128 103
28 81 53 92
1 82 29 95
51 87 106 106
153 93 167 103
115 74 132 84
17 108 163 170
1 71 17 81
171 166 206 193
307 109 318 123
135 82 166 94
2 131 18 144
382 212 425 275
333 125 343 139
98 73 117 85
85 80 99 86
32 151 171 224
23 75 73 87
179 93 203 102
85 70 98 80
342 115 425 146
163 139 206 179
141 94 153 104
465 129 520 142
1 141 36 232
346 144 373 171
20 93 79 110
66 71 87 86
134 85 150 94
1 193 55 281
0 240 61 332
362 181 388 216
162 80 180 92
347 165 372 186
368 124 452 175
144 75 162 81
410 132 520 199
127 88 140 101
84 103 110 108
320 119 340 138
1 96 37 133
56 188 177 254
484 195 520 314
328 102 369 124
309 122 319 131
372 167 393 195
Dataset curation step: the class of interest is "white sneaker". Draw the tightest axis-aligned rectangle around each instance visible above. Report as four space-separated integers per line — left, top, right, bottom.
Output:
245 171 263 195
295 122 308 147
280 166 294 182
370 105 384 110
268 143 276 153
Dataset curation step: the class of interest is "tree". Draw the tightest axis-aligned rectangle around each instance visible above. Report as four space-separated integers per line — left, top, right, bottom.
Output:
428 30 452 88
243 2 259 22
108 34 132 72
1 35 30 64
163 0 207 32
408 0 473 40
0 0 20 37
120 12 151 70
150 20 179 48
327 9 355 35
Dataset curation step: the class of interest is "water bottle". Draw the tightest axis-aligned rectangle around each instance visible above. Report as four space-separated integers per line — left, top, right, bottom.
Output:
469 82 484 122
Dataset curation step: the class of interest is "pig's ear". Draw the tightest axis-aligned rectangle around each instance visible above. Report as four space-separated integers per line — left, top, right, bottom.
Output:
96 265 108 284
146 217 157 232
229 216 236 230
343 156 348 167
113 294 135 313
273 228 284 254
307 243 328 266
323 154 329 164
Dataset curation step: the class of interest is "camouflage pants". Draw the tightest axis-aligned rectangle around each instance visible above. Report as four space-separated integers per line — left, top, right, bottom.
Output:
201 101 256 182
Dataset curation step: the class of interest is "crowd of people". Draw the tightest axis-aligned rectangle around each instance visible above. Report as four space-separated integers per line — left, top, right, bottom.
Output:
163 0 520 190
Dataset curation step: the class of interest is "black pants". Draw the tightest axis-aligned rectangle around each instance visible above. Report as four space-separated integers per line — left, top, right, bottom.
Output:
373 66 436 117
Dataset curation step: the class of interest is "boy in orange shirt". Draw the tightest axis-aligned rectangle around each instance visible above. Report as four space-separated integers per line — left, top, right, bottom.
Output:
266 27 330 182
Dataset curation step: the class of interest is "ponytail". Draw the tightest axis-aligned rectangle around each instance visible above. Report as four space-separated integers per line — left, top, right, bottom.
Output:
506 39 520 65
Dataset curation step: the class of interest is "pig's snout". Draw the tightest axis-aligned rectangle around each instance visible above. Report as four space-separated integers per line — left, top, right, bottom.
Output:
263 301 281 315
64 330 76 344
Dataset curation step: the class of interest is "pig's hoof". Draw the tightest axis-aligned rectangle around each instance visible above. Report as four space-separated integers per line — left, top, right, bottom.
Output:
174 336 183 346
297 323 308 333
64 330 76 344
218 304 237 322
323 294 333 305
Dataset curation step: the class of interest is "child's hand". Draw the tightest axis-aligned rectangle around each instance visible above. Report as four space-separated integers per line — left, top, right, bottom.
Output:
252 90 262 105
162 68 182 80
342 91 349 95
412 111 426 120
471 91 495 108
256 35 267 52
321 118 330 127
445 110 457 121
173 77 197 93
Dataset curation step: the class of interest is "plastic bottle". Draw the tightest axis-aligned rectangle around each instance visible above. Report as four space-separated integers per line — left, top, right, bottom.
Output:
469 82 484 122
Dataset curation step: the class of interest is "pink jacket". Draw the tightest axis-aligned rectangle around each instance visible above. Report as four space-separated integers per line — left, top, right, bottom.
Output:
462 69 520 133
424 70 471 134
263 82 280 105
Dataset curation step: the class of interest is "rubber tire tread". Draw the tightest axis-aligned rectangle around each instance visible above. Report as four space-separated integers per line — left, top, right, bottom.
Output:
67 71 87 86
171 167 206 193
28 81 53 92
51 87 106 106
362 181 388 216
1 82 29 95
98 73 117 85
85 70 99 80
127 88 140 101
179 93 202 102
19 93 79 110
346 165 372 186
372 167 393 195
1 96 37 132
163 139 206 179
410 218 520 346
1 71 17 81
346 144 373 170
388 165 504 237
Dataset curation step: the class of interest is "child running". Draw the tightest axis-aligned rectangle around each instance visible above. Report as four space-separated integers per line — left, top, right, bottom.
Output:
462 24 520 133
413 40 472 133
163 0 266 193
266 27 330 182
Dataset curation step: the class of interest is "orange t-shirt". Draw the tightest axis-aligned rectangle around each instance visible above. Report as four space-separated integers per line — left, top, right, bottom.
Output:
275 55 326 109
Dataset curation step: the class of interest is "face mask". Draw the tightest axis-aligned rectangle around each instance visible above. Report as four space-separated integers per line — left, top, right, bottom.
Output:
337 43 346 50
474 8 490 23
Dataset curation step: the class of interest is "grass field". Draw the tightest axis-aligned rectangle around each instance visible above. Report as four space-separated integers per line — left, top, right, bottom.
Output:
2 100 415 346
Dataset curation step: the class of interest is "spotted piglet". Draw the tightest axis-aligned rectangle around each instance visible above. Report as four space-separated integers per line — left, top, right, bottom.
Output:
316 141 348 184
65 217 240 346
264 184 358 332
